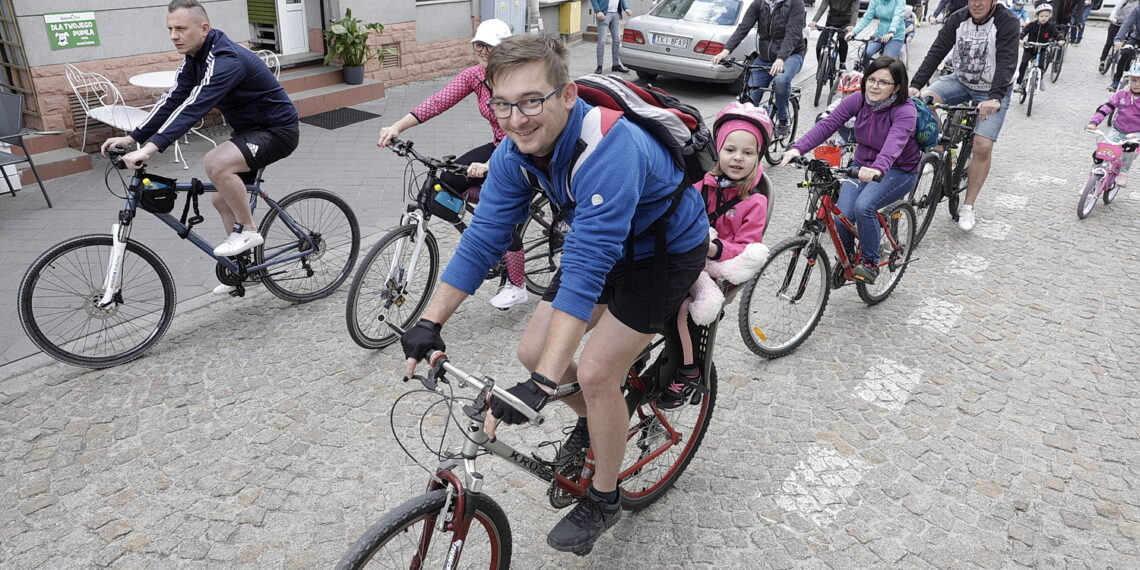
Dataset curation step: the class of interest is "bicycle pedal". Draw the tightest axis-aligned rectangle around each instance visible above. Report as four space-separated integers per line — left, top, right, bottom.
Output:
229 284 246 297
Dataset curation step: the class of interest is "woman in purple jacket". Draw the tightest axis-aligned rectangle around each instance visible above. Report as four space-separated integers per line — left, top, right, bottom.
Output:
779 57 920 284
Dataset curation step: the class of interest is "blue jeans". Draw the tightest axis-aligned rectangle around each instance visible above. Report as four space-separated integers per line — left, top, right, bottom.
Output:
597 12 623 68
749 54 804 122
836 167 919 264
1076 6 1092 42
863 38 905 68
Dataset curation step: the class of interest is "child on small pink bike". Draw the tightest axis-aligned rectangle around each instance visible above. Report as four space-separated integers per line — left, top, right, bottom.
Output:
1087 62 1140 187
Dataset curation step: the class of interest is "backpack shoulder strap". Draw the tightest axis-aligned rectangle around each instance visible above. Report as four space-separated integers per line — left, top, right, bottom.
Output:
708 195 743 224
569 106 623 186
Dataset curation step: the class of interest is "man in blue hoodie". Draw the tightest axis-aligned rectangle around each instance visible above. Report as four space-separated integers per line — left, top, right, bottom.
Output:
399 34 708 555
101 0 299 283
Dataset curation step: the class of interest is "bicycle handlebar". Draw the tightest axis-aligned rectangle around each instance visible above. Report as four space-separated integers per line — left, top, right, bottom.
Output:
386 137 471 176
106 146 131 170
423 350 547 427
791 155 881 182
921 96 980 115
1089 129 1140 143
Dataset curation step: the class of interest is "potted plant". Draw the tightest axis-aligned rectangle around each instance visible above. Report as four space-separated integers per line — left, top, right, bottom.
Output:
323 8 385 85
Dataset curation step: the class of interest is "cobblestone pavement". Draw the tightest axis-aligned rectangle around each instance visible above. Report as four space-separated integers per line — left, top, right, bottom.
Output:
2 25 1138 569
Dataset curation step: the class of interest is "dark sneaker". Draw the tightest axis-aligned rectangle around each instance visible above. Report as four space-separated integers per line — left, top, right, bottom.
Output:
656 369 700 409
548 417 589 467
1013 83 1025 94
546 487 622 555
853 261 879 284
594 66 603 74
612 64 631 73
775 121 790 138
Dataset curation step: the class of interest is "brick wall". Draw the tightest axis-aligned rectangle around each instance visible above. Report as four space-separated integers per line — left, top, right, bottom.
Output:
370 20 479 86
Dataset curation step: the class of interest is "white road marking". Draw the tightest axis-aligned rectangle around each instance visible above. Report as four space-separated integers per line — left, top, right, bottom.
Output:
907 297 963 335
854 357 924 413
993 193 1028 209
944 253 989 277
770 444 872 527
974 220 1011 240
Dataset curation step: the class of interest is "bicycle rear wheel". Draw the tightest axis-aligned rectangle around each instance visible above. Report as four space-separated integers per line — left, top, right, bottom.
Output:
909 153 942 247
257 189 360 303
857 201 916 305
619 347 717 510
18 234 176 368
1078 171 1102 219
336 488 511 570
738 236 830 358
346 224 439 350
519 196 565 296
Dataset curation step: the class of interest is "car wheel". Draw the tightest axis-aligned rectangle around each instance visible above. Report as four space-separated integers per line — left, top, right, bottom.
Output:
635 70 658 82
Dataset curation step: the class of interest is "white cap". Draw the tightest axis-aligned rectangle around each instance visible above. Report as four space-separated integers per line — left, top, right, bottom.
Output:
472 19 512 46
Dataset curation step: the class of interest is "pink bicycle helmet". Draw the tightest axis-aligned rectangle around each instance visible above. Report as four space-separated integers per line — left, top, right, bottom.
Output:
837 71 863 93
713 101 774 149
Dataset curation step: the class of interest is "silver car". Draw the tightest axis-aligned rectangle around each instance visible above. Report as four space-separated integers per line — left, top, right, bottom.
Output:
621 0 759 92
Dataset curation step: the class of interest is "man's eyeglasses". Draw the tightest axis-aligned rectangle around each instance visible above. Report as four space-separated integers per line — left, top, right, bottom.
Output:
865 78 897 88
487 85 565 119
473 42 493 53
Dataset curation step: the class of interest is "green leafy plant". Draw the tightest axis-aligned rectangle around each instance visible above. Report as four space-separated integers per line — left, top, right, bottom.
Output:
323 8 385 67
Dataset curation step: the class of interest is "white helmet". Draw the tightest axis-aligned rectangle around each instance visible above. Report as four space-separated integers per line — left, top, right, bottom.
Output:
1125 61 1140 79
472 19 512 47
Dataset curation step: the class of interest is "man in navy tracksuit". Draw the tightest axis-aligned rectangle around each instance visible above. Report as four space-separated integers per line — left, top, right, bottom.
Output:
102 0 299 288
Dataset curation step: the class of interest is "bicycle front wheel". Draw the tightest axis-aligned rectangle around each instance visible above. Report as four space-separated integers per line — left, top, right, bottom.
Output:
738 236 830 358
619 363 717 510
1050 45 1064 83
519 196 564 295
1078 171 1102 219
336 488 511 570
257 188 360 303
764 97 800 166
1104 174 1122 204
909 153 942 247
1026 74 1037 117
18 235 176 368
346 224 439 350
814 57 831 107
857 201 916 305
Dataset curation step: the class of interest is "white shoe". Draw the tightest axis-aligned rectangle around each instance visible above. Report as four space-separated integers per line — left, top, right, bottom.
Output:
957 204 976 232
213 283 237 295
214 230 264 257
489 284 528 310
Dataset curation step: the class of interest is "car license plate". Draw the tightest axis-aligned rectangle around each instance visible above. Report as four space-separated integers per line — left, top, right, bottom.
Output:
651 33 688 48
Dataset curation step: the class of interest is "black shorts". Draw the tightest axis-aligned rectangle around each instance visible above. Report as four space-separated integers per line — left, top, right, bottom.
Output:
541 240 709 334
231 124 300 174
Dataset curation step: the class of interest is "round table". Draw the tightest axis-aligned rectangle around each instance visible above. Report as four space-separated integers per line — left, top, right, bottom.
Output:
128 70 178 90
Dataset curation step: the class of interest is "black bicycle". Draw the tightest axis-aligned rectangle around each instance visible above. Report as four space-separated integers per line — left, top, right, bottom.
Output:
907 100 980 245
1051 24 1074 83
19 147 360 367
813 26 849 107
721 57 801 165
345 139 566 349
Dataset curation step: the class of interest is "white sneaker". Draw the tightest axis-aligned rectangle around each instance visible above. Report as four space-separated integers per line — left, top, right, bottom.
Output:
489 284 528 310
957 204 976 232
214 230 264 257
213 283 237 295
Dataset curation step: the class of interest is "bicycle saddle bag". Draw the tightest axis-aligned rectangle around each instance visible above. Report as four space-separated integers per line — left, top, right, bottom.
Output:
138 173 178 214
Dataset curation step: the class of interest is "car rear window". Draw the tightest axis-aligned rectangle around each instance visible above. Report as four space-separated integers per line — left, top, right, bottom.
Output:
648 0 742 26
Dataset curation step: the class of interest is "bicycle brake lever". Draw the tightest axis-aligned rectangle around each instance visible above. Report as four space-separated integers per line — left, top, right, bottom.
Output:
412 373 439 391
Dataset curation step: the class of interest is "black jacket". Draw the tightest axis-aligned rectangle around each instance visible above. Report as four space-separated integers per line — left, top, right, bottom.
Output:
725 0 808 62
1021 20 1061 43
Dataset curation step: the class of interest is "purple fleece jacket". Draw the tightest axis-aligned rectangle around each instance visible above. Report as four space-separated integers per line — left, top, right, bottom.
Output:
792 94 921 174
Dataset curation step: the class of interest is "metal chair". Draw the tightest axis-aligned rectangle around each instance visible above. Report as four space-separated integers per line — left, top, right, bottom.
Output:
256 50 281 78
0 92 51 207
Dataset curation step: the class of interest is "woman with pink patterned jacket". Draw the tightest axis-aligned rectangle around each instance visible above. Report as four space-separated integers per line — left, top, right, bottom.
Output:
376 19 530 310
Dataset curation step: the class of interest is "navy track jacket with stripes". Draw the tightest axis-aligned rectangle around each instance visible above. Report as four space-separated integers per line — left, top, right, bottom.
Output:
131 29 298 152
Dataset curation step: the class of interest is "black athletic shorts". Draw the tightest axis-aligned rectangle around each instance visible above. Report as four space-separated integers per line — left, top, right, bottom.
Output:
231 123 300 175
541 239 709 334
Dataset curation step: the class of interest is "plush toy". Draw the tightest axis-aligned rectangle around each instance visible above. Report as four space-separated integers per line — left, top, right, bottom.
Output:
687 227 771 325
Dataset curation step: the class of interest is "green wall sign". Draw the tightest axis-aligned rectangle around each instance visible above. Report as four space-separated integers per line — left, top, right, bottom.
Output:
45 12 101 51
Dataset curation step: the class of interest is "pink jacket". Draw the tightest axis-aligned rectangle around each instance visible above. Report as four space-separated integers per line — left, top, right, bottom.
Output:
697 172 768 261
410 65 505 144
1090 89 1140 135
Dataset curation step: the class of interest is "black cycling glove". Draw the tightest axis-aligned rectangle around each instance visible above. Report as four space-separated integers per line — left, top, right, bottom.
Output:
400 318 445 362
490 378 551 425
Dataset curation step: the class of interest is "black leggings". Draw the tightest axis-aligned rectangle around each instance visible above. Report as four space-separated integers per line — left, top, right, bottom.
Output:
1113 41 1140 85
816 27 850 66
439 142 496 195
1103 23 1122 62
1016 47 1046 84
